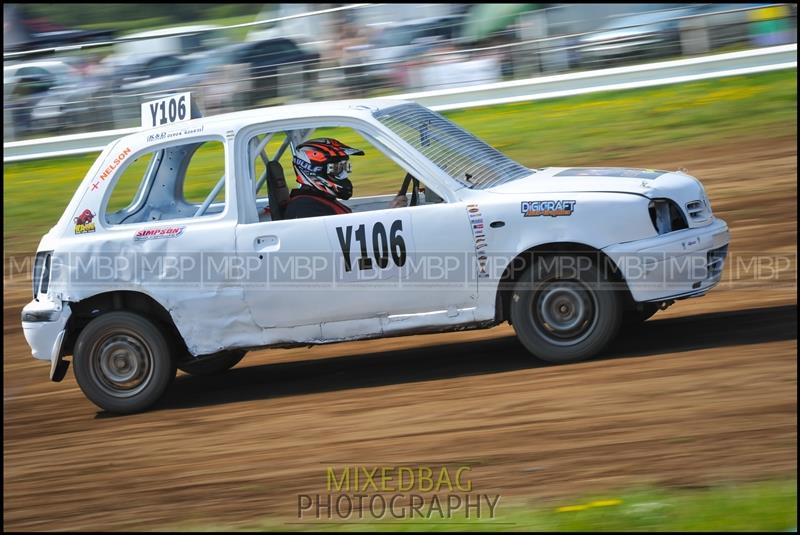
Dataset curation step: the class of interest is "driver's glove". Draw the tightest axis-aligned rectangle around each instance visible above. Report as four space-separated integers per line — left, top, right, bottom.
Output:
389 194 407 209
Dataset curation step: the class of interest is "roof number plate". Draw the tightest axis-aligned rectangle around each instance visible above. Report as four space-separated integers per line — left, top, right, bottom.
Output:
141 93 191 129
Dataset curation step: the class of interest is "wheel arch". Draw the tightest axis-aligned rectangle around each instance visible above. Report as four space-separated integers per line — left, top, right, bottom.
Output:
62 290 187 359
494 241 635 324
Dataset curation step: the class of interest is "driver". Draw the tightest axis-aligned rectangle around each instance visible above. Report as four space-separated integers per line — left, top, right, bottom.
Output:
285 138 363 219
285 137 408 219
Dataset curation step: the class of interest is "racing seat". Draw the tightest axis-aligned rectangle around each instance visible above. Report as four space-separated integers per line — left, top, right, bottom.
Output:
266 160 290 221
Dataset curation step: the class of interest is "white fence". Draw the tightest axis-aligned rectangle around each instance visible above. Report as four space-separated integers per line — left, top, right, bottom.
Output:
3 44 796 163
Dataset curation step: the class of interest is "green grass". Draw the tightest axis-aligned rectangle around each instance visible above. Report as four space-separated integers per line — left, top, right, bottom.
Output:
173 478 797 531
3 69 796 254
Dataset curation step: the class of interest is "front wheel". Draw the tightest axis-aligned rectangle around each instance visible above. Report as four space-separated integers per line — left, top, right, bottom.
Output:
510 255 622 363
73 312 176 414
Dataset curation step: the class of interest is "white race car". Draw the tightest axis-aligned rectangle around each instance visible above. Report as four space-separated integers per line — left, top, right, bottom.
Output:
22 95 730 413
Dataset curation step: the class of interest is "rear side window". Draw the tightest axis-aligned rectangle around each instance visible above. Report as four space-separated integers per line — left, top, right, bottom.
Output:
107 152 154 213
182 141 226 205
104 139 226 225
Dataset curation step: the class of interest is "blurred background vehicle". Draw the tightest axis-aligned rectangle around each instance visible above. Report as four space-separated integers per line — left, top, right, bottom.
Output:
108 36 319 125
574 3 765 68
218 37 320 106
2 3 797 140
575 6 700 68
3 59 107 136
3 3 115 53
359 14 468 91
101 25 227 89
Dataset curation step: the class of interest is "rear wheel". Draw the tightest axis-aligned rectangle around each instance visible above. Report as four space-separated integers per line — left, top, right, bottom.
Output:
510 255 622 363
177 349 246 376
73 311 176 414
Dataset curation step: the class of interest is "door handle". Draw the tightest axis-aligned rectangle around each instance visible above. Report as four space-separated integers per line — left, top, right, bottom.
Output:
254 235 280 252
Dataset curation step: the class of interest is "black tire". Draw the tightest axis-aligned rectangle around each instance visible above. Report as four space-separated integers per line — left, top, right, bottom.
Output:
622 303 660 327
73 311 176 414
510 255 622 364
177 349 246 376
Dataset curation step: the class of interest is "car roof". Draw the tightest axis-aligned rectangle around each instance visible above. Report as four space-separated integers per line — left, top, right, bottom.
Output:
122 98 410 144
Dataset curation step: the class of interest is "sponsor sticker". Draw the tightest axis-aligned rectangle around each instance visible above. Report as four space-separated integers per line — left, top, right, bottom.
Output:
133 226 186 241
146 124 204 143
466 204 490 278
90 146 132 192
74 209 96 234
521 200 576 217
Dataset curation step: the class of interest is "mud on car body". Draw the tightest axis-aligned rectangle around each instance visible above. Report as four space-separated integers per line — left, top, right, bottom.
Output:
22 95 730 413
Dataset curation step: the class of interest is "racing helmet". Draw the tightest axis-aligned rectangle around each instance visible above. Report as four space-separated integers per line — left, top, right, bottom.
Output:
292 138 365 200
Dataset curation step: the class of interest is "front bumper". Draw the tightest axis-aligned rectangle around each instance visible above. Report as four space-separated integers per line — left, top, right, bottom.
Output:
603 218 730 303
21 298 72 376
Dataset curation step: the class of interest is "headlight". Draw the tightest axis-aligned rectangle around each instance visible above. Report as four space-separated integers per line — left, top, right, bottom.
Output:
22 309 60 322
648 199 688 235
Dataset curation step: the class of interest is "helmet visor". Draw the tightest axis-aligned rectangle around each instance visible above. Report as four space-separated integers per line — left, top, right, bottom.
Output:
327 160 352 179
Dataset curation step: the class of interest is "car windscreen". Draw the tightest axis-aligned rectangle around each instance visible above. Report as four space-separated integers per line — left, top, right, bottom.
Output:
373 103 532 189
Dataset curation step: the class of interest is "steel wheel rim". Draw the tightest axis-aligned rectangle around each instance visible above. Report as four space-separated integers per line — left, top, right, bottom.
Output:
90 332 154 398
531 279 598 346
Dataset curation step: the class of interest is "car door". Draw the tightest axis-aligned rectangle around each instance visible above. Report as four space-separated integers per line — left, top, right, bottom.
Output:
325 201 478 318
235 200 477 331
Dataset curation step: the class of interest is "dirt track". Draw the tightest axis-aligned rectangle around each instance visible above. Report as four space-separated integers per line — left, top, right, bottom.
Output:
3 136 797 531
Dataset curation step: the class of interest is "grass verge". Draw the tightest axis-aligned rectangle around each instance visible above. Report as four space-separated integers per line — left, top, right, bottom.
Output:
174 478 797 532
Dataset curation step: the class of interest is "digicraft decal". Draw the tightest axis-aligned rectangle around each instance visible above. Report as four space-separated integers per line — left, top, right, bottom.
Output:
90 147 132 192
74 209 96 234
466 204 489 278
133 226 186 241
521 200 576 217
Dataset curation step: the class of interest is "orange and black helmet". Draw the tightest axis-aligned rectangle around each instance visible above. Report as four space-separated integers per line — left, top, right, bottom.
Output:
292 138 364 200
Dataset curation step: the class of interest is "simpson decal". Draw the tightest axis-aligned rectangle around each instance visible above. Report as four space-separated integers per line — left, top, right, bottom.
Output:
521 200 576 217
133 226 186 241
74 209 96 234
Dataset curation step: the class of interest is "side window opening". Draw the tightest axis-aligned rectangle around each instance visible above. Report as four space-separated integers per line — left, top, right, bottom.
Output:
104 139 226 225
249 126 446 223
106 152 157 216
182 141 226 206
